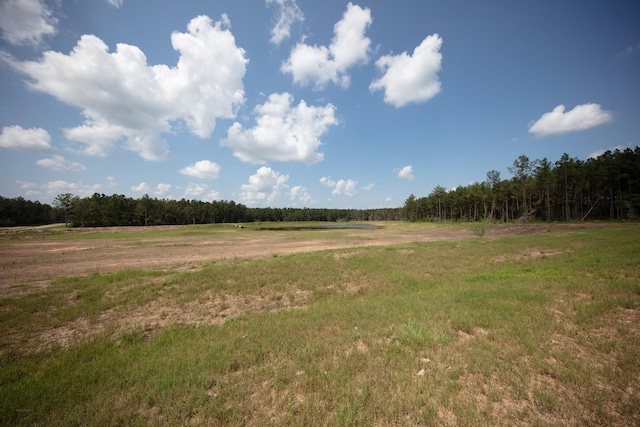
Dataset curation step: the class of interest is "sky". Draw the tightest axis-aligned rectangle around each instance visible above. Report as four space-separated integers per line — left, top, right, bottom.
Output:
0 0 639 209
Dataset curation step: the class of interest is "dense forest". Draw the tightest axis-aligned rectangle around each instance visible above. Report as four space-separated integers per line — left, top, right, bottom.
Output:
1 148 639 227
0 194 400 227
404 148 640 222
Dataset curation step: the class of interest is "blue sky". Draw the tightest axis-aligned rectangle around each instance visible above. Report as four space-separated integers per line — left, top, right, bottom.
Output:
1 0 638 208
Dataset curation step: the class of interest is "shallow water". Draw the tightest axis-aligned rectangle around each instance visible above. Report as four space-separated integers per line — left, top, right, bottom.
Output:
255 224 378 231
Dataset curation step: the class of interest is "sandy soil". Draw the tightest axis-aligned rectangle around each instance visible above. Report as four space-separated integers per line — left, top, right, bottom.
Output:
0 222 611 296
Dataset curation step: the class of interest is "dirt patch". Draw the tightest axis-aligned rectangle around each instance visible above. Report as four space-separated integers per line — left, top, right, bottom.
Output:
333 250 365 259
28 286 312 352
0 222 614 296
491 247 566 263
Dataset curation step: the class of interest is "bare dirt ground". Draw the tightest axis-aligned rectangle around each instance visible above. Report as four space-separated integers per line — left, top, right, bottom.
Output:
0 222 614 296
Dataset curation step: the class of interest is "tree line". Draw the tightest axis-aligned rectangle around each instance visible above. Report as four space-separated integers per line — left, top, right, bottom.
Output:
1 193 402 227
0 196 53 226
1 148 638 227
403 148 640 222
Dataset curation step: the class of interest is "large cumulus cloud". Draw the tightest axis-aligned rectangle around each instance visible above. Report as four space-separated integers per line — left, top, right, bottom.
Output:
11 15 248 160
222 92 337 164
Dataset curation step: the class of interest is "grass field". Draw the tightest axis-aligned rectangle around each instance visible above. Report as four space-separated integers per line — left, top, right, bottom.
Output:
1 222 639 425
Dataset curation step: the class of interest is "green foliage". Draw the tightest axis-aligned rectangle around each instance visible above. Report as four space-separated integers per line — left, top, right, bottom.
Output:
0 196 53 226
404 147 640 222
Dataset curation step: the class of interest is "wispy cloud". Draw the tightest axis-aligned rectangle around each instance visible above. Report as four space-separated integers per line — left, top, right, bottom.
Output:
106 0 123 8
42 180 101 198
36 155 86 171
613 43 640 60
266 0 303 45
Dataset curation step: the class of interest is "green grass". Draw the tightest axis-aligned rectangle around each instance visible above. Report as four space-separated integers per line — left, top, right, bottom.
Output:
1 224 639 425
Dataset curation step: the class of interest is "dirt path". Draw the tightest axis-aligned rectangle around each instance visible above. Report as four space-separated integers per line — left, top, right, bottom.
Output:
0 222 615 295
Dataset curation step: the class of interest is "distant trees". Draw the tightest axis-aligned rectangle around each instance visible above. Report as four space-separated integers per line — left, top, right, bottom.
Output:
403 148 640 222
0 196 53 226
2 148 638 227
36 195 398 227
57 195 254 227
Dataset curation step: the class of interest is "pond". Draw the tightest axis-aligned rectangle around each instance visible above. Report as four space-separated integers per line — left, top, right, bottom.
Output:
255 224 379 231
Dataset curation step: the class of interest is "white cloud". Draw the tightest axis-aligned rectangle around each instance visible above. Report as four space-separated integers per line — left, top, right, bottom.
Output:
320 176 357 198
588 144 629 159
370 34 443 107
319 176 336 187
267 0 304 45
614 45 635 60
12 15 247 160
203 190 220 202
131 182 150 193
154 183 172 197
397 165 415 181
179 160 221 180
184 183 208 198
131 182 172 197
106 0 123 8
614 43 640 60
528 103 614 138
222 92 337 164
43 180 101 198
17 180 40 196
17 180 37 190
335 180 357 198
0 0 57 47
36 155 86 171
239 167 289 205
362 183 374 191
106 176 117 188
0 125 52 152
281 2 372 88
289 185 313 205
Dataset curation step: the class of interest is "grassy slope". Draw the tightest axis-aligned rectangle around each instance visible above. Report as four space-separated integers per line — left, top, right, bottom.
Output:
1 224 639 426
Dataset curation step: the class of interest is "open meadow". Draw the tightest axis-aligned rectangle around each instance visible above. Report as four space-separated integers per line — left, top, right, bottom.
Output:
1 222 639 426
